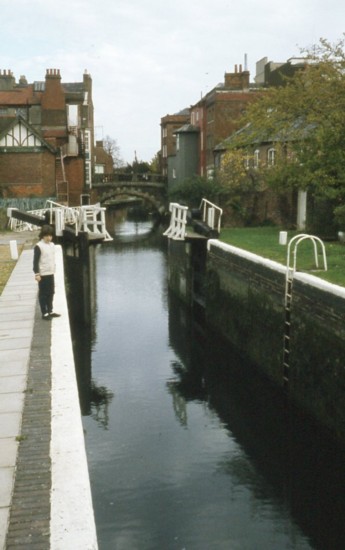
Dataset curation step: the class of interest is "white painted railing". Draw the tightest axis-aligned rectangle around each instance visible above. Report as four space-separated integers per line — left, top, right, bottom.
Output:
164 199 223 241
7 200 113 241
163 202 189 240
283 234 327 386
287 234 327 278
77 204 112 240
284 233 327 308
200 198 223 233
7 208 45 232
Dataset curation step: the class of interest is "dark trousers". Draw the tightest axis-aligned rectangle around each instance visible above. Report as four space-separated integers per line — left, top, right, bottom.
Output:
38 275 55 316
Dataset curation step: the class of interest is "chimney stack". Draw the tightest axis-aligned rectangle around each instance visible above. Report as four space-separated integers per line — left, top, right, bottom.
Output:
0 69 15 91
41 68 67 143
224 63 250 90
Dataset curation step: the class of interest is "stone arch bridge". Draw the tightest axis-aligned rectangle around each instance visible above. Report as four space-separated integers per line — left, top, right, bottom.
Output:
91 175 168 213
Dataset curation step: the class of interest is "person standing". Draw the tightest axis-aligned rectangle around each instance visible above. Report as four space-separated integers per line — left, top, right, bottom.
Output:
33 225 60 320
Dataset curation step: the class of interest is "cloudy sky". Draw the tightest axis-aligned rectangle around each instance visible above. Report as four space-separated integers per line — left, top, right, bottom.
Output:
1 0 344 164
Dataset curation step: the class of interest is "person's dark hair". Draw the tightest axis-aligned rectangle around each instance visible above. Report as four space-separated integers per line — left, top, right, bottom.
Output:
39 224 54 239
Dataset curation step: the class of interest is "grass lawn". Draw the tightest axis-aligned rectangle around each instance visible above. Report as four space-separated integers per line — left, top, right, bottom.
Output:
219 226 345 287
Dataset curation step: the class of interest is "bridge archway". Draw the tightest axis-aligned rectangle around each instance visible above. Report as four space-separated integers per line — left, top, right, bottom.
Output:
98 189 166 213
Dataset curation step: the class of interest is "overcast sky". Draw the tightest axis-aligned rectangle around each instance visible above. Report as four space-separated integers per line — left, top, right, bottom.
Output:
1 0 344 164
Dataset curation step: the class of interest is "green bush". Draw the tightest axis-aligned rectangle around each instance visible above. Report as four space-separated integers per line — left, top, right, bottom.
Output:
168 176 224 208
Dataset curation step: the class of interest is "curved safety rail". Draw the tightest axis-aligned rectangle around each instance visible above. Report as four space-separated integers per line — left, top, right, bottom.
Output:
287 233 327 277
283 234 327 388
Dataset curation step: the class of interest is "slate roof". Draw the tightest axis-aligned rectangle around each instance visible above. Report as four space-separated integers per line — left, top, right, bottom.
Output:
62 82 84 93
174 123 199 134
214 118 317 151
175 107 190 116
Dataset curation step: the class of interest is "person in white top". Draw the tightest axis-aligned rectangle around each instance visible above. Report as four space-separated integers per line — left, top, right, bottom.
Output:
33 225 61 320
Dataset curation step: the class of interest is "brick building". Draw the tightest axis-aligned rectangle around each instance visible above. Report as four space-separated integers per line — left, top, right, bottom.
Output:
163 65 262 188
94 140 114 179
0 68 95 206
160 108 190 177
190 65 261 178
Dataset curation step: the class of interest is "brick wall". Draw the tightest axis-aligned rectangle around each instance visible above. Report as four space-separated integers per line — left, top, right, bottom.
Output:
0 151 55 197
65 157 85 206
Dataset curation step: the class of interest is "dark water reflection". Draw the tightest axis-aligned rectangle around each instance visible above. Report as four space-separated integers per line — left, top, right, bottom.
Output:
71 221 345 550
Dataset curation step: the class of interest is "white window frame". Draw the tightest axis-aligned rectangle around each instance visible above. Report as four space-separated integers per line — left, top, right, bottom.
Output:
267 147 276 166
254 149 260 169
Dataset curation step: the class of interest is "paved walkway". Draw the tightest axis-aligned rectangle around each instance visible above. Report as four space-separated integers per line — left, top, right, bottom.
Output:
0 234 98 549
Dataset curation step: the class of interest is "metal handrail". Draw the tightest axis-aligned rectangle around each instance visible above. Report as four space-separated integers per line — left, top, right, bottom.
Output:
199 198 223 233
287 234 327 276
7 201 113 241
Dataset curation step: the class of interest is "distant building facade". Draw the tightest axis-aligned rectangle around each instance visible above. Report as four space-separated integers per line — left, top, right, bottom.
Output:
0 68 96 206
164 65 262 188
168 124 199 188
255 56 315 87
191 65 260 178
160 108 190 177
94 140 114 179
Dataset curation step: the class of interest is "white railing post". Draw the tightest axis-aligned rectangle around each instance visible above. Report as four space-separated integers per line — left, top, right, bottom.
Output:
54 208 64 236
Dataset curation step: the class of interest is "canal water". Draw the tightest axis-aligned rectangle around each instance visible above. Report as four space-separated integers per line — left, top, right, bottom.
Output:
71 219 345 550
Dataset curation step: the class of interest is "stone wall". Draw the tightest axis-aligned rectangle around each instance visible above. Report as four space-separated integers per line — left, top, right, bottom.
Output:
205 239 345 442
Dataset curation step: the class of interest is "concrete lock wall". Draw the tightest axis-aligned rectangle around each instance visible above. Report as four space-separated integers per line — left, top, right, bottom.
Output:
205 240 345 443
167 239 194 305
166 237 345 443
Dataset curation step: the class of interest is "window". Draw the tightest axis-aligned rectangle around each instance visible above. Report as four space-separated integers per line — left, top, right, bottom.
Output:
85 161 91 185
176 134 180 151
254 149 260 169
172 168 176 179
84 130 90 153
267 148 276 166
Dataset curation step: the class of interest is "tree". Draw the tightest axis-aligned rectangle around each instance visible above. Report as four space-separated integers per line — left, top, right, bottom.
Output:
168 176 223 208
226 36 345 225
216 148 265 224
103 135 124 169
149 153 160 174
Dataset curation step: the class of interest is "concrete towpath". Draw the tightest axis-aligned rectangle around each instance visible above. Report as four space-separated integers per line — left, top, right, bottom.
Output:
0 232 98 549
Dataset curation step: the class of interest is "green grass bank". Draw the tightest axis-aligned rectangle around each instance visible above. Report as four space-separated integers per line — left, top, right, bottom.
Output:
220 227 345 287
